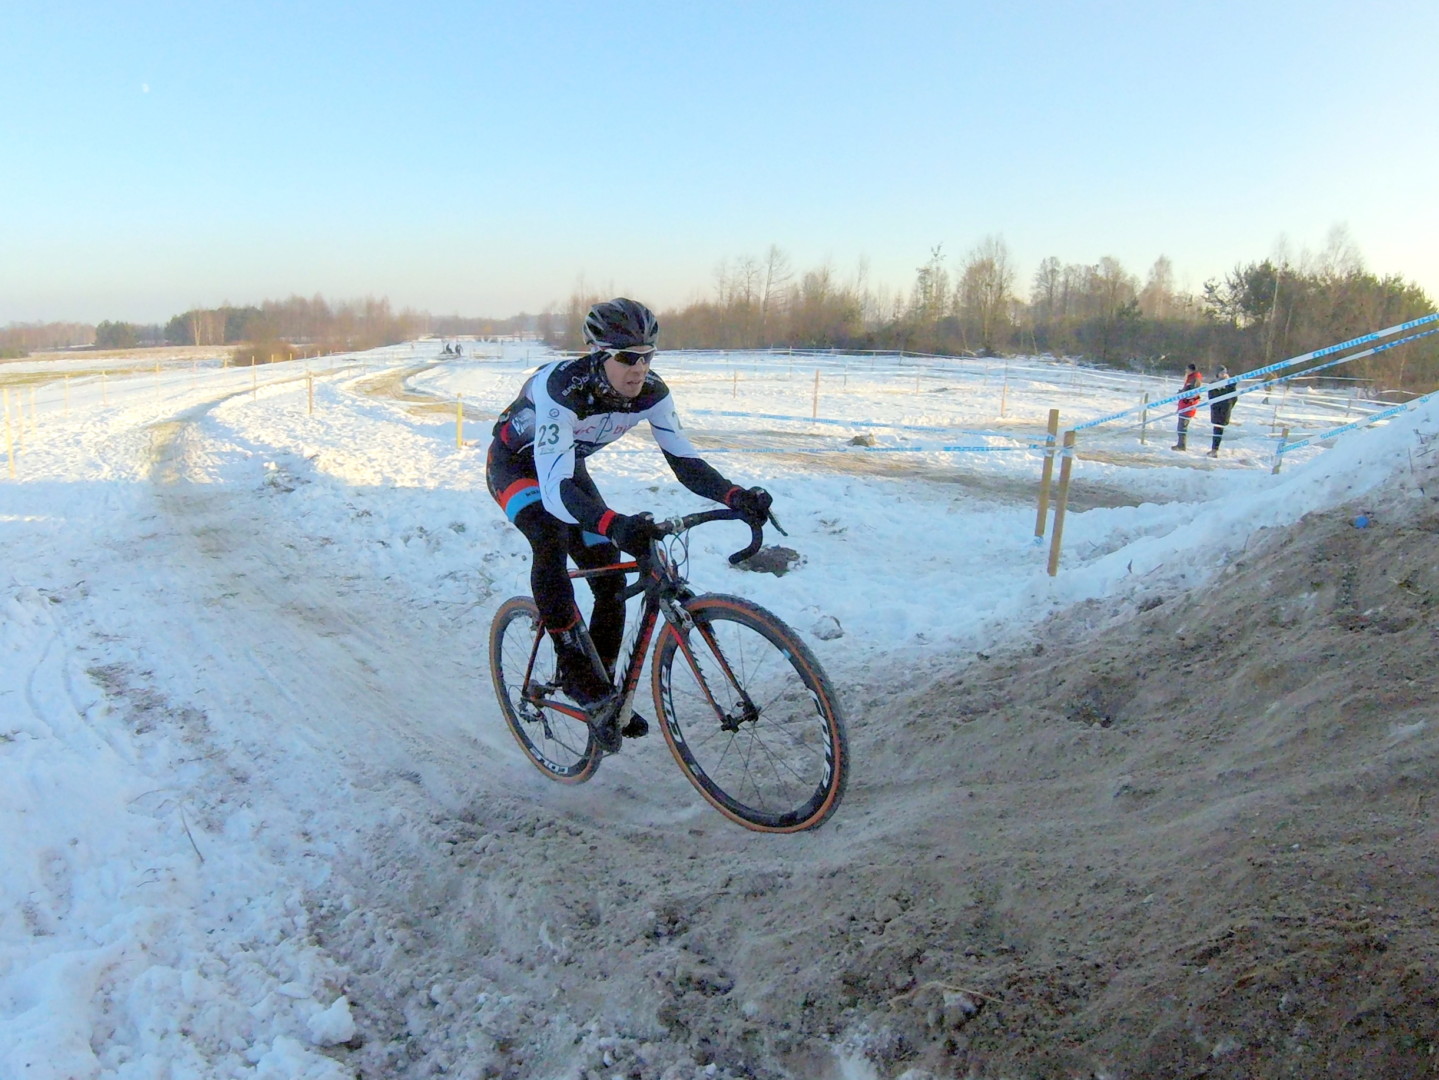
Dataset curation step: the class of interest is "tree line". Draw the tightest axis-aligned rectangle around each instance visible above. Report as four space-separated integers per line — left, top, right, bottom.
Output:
1 296 545 363
549 230 1438 393
6 231 1435 391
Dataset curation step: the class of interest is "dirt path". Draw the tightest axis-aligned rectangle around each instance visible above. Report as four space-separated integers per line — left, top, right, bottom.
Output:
290 457 1439 1080
181 361 1438 1078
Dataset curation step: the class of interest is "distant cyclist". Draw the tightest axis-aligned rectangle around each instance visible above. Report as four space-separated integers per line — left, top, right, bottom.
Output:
485 297 772 729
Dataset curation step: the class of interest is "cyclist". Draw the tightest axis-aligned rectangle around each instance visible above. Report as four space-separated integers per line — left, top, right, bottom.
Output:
485 297 772 732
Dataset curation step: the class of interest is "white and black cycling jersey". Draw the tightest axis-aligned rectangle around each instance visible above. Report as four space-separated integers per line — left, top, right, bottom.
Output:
490 354 732 529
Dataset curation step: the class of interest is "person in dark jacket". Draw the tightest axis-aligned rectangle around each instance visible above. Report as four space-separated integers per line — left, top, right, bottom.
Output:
1172 363 1202 450
1207 365 1238 457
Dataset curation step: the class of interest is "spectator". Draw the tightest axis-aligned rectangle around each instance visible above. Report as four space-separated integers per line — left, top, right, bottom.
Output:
1207 365 1238 457
1172 363 1202 451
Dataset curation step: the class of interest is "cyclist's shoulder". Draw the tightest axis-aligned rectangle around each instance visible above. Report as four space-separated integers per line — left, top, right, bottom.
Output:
537 356 593 407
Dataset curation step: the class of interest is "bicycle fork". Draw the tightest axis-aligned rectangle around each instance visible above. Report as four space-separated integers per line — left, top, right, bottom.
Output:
660 598 760 732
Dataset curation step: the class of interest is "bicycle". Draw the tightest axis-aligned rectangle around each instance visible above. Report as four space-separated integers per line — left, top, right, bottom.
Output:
488 508 848 833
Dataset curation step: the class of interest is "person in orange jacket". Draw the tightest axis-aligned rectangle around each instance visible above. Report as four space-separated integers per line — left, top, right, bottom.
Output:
1172 363 1202 451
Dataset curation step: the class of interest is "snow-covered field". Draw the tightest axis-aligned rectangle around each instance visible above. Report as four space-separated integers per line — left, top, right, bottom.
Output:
1 340 1425 1078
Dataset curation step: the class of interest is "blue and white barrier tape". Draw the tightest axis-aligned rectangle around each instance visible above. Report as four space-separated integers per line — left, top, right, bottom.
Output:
691 407 1018 440
1277 387 1439 455
1073 313 1439 432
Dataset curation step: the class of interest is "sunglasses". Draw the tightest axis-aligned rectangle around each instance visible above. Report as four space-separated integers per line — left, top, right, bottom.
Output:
602 346 655 366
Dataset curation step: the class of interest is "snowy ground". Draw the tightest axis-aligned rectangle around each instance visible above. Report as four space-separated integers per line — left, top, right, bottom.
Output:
1 340 1429 1079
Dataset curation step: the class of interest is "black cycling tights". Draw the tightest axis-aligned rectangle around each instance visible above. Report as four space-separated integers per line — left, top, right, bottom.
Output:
511 502 627 672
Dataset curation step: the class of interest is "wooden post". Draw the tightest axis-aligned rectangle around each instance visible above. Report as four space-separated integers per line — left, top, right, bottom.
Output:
1034 409 1060 539
1272 425 1289 475
307 371 314 416
252 364 258 399
812 369 820 419
456 394 464 448
1046 430 1078 577
732 370 738 398
999 363 1009 418
4 388 13 478
1139 392 1149 444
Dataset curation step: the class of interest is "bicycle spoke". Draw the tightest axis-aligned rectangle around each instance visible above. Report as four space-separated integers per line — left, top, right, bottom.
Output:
489 597 599 784
654 595 847 831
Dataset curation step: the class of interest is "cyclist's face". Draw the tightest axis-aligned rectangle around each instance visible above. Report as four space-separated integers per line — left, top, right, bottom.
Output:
603 352 651 398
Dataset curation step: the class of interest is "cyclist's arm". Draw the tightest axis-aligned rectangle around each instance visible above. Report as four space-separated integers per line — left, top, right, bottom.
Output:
646 394 742 505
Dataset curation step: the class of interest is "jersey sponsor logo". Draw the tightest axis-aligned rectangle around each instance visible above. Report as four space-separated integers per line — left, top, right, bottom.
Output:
572 415 627 442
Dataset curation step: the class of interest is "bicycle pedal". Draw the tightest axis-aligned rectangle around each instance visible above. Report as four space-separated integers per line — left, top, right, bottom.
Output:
587 699 624 754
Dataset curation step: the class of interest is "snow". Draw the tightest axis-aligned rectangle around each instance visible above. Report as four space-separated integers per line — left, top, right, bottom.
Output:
0 340 1428 1078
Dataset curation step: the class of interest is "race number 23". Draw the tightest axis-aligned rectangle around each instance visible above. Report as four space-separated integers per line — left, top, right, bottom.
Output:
536 423 562 448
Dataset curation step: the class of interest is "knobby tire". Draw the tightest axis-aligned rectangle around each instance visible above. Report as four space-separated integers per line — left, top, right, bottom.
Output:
489 596 601 783
651 593 848 832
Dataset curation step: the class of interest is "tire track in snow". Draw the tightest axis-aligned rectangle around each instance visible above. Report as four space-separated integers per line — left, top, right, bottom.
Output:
135 396 504 812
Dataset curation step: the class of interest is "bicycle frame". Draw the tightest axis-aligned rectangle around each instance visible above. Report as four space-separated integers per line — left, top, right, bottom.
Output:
491 505 847 830
516 510 765 736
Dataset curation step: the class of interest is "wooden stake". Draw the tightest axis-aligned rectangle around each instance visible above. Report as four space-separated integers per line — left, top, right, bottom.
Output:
456 394 464 448
1139 391 1149 444
1272 425 1289 475
307 371 314 416
1046 430 1078 577
812 369 820 419
1034 409 1060 538
4 388 13 478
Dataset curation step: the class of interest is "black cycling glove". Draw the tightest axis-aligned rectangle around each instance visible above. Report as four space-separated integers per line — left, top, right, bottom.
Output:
604 511 658 556
725 486 773 525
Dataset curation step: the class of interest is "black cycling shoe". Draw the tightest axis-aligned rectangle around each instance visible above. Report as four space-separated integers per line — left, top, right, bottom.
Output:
621 711 650 739
587 698 624 754
551 629 613 708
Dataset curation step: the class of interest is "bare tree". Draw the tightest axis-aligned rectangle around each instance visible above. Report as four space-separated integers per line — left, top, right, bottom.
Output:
909 245 950 325
1030 256 1062 321
758 245 793 345
1139 255 1177 319
1310 223 1364 282
957 235 1015 353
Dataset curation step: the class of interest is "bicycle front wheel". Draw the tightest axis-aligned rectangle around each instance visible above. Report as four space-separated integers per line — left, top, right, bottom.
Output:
651 594 848 832
489 596 600 783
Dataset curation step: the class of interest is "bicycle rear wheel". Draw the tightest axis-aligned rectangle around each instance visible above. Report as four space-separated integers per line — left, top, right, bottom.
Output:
651 594 847 832
489 596 600 783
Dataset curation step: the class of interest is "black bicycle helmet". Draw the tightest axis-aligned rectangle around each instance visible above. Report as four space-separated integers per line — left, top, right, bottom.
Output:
583 298 659 350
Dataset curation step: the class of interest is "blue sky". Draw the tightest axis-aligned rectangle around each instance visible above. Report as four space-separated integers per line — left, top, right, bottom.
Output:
4 0 1436 325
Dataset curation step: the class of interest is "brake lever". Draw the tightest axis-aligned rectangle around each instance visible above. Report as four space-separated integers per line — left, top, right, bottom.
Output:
766 510 788 537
